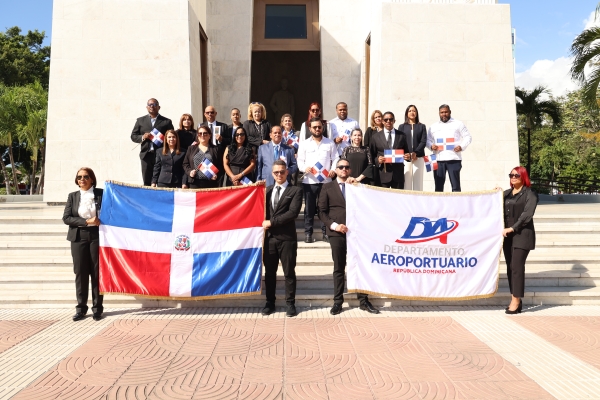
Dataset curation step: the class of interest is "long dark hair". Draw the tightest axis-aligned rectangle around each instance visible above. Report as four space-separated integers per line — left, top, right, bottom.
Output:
404 105 420 124
227 127 253 158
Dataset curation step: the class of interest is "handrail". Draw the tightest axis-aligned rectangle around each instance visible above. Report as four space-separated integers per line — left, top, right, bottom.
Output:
531 176 600 195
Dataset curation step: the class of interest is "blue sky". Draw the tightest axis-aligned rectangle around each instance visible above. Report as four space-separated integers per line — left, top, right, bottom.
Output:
0 0 598 95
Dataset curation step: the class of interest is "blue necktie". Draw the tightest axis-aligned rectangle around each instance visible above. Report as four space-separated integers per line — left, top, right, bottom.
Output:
340 183 345 199
274 145 280 160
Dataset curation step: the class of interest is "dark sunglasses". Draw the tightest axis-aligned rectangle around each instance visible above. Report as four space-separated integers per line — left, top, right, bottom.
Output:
77 175 90 180
147 103 158 107
272 170 286 175
205 111 215 114
311 125 323 130
251 102 263 105
199 132 210 136
337 165 350 170
234 133 246 137
310 108 320 112
508 174 521 178
383 118 394 122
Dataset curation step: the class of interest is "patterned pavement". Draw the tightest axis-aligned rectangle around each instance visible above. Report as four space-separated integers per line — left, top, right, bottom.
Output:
1 307 600 399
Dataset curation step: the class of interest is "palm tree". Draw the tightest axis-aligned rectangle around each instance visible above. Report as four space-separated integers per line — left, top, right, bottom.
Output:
570 25 600 110
0 85 26 194
515 86 562 174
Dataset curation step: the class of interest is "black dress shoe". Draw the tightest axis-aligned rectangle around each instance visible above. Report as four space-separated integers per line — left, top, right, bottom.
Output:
93 313 103 321
72 312 86 321
505 300 522 315
286 304 297 317
330 303 343 315
305 234 313 243
261 302 275 316
360 302 380 314
323 235 329 243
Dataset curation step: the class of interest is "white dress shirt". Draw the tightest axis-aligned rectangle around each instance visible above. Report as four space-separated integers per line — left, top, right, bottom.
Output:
426 117 472 161
271 181 289 209
329 117 360 155
297 136 337 184
78 186 96 222
384 129 396 147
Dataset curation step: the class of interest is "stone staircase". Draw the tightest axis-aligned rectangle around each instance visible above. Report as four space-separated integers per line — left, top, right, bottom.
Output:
1 201 599 309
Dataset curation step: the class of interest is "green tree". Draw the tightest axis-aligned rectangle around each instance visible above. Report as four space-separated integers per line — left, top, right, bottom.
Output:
0 27 50 88
515 86 562 174
0 84 25 193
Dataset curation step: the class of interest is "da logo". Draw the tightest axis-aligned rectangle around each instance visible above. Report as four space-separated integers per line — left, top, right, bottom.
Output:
174 235 191 251
395 217 459 244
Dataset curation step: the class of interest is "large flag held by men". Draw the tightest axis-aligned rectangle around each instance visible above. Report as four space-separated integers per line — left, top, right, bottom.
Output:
346 184 503 300
99 182 265 299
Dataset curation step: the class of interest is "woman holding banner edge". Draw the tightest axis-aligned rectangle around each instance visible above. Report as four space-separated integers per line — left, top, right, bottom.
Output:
501 166 538 314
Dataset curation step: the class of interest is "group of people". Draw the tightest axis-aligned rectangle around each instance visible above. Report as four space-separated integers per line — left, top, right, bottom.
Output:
61 98 535 321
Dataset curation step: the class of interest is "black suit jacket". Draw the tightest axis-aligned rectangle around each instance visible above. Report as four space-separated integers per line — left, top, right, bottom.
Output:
504 187 538 250
131 114 175 160
318 180 347 238
182 144 220 184
62 188 103 242
265 184 303 242
369 129 409 184
397 123 427 157
153 151 186 186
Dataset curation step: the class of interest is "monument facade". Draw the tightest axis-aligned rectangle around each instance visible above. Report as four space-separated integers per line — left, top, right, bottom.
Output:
44 0 517 201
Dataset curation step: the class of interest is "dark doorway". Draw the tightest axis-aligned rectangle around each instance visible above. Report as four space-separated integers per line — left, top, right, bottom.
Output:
199 23 208 119
250 51 321 128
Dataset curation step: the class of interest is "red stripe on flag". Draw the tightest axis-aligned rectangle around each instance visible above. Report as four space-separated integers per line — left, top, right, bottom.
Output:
194 185 265 232
99 247 171 296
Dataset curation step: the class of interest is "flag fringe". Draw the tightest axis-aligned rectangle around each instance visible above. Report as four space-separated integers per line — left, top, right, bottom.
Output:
105 180 266 192
99 290 263 300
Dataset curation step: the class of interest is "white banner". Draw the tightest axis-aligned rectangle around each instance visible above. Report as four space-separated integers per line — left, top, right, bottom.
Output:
346 184 503 300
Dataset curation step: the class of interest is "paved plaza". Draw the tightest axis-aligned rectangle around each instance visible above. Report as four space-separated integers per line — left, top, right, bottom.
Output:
1 306 600 399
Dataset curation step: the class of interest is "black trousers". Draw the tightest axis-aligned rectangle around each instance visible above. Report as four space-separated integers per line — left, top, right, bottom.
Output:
380 180 404 189
189 179 218 189
434 160 462 192
503 237 529 298
264 237 297 305
329 236 367 305
140 152 155 186
71 228 103 314
157 182 180 188
303 183 325 236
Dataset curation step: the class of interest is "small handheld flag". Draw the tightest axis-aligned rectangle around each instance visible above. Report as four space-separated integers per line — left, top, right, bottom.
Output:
310 162 329 183
424 154 438 172
436 137 456 151
339 129 351 142
285 133 299 149
384 149 405 163
199 159 219 179
241 176 252 185
150 128 164 147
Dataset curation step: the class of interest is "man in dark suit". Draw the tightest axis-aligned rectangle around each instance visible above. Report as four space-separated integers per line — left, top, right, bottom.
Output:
262 160 303 317
200 105 229 185
257 125 298 186
370 111 410 189
319 159 380 315
130 98 175 186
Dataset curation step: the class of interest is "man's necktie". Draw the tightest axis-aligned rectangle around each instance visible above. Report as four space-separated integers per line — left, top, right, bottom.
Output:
274 186 281 210
209 123 215 145
386 130 392 148
274 145 279 160
340 183 345 199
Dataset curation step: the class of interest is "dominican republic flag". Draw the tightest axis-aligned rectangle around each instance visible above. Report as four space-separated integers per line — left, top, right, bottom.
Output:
285 133 299 149
424 154 438 172
199 159 219 179
339 129 351 142
436 137 456 151
241 176 252 185
310 162 329 183
150 128 164 147
384 149 404 163
99 182 265 299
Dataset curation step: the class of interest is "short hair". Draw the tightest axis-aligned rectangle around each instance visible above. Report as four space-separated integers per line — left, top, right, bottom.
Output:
248 102 267 120
178 113 195 130
309 117 323 127
272 160 287 169
336 102 347 109
280 113 294 129
271 125 282 133
74 167 97 187
439 104 450 111
370 110 383 129
336 158 350 167
383 111 395 120
147 98 159 105
162 130 180 155
404 105 420 124
510 166 531 188
231 108 241 114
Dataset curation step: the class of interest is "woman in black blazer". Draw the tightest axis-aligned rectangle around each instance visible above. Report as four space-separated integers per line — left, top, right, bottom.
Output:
183 126 220 189
62 167 104 321
501 166 538 314
397 105 428 191
242 102 271 149
363 110 383 149
152 130 186 188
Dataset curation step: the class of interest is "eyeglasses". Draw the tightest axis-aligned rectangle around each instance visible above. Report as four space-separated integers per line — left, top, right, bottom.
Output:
199 132 210 136
147 103 158 107
205 111 215 114
234 133 246 137
77 175 90 181
310 108 320 112
336 165 350 170
311 125 323 130
251 102 263 105
383 118 394 122
272 170 286 175
508 174 521 178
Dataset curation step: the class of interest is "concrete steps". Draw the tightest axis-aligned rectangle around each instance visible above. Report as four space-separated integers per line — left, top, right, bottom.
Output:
1 201 600 308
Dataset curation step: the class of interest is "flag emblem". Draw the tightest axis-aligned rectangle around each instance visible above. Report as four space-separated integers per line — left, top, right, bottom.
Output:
436 137 456 151
199 159 219 179
150 128 164 147
384 149 405 163
174 235 191 252
424 154 438 172
310 162 329 183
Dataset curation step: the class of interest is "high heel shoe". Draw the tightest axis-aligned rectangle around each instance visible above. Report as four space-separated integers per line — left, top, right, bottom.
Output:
505 299 522 315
